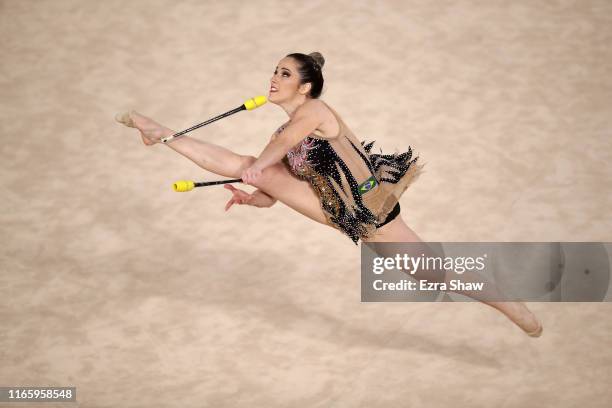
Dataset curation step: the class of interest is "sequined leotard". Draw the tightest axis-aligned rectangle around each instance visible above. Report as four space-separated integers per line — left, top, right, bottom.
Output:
277 101 425 245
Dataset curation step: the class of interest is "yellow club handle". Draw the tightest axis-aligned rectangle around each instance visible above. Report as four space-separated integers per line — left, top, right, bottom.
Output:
244 95 267 111
173 180 195 192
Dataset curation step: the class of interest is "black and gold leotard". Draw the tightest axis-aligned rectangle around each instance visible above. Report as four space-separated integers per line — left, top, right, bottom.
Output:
277 101 425 244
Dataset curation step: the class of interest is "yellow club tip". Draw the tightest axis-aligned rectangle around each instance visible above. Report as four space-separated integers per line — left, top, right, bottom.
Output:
173 180 195 192
244 95 268 110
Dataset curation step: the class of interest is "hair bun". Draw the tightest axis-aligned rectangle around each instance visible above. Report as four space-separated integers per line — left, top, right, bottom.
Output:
308 52 325 69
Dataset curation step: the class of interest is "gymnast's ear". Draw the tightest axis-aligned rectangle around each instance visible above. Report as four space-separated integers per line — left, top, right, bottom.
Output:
299 82 312 96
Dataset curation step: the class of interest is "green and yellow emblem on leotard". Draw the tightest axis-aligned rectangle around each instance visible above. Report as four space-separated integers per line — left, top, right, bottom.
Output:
358 176 378 195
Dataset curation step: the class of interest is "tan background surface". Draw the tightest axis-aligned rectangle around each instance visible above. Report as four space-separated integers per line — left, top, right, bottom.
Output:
1 0 611 407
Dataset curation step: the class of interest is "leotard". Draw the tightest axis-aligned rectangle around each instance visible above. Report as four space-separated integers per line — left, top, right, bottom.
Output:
277 101 425 244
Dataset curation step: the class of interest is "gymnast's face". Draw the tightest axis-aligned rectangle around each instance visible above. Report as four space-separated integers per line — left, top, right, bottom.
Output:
269 57 311 104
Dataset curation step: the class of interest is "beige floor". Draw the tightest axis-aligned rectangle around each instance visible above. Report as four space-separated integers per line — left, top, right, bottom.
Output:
1 0 611 407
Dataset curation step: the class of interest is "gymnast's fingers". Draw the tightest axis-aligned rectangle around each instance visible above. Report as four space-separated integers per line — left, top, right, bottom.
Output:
235 190 252 201
225 184 249 200
225 197 237 212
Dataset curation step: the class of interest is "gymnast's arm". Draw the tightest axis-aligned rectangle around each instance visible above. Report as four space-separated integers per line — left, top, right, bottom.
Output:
245 131 288 208
251 101 323 172
223 130 283 210
165 135 276 207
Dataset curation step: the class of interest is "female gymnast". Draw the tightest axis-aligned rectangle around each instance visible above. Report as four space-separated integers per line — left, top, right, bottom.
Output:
116 52 543 337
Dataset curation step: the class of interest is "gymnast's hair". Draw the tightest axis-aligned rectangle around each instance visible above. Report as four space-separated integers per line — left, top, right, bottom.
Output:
286 52 325 99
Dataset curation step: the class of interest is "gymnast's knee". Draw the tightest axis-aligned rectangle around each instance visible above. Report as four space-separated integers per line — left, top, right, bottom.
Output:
240 155 257 168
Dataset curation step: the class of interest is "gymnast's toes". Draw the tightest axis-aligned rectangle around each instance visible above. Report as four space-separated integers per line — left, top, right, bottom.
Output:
115 110 136 127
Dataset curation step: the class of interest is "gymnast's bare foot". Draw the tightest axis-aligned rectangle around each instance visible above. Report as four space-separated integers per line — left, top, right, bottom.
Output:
498 302 543 338
115 110 170 146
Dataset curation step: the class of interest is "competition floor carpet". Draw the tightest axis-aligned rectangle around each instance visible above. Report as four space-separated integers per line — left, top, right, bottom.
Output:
1 0 611 406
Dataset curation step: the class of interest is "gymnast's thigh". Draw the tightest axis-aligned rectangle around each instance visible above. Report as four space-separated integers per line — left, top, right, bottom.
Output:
255 162 328 226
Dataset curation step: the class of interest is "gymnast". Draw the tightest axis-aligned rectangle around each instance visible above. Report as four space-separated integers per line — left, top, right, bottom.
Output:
116 51 543 337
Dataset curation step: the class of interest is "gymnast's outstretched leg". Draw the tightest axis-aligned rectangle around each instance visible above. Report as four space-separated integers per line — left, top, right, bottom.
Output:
116 110 256 178
116 110 330 224
363 216 543 337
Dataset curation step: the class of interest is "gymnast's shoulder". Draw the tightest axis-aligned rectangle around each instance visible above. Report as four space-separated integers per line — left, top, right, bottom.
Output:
295 98 329 119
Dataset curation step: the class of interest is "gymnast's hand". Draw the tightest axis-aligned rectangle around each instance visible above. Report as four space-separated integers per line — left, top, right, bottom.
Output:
223 184 254 211
224 185 277 210
240 164 263 186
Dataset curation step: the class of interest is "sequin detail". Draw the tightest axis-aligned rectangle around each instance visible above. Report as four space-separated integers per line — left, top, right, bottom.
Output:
283 136 392 244
287 138 318 174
